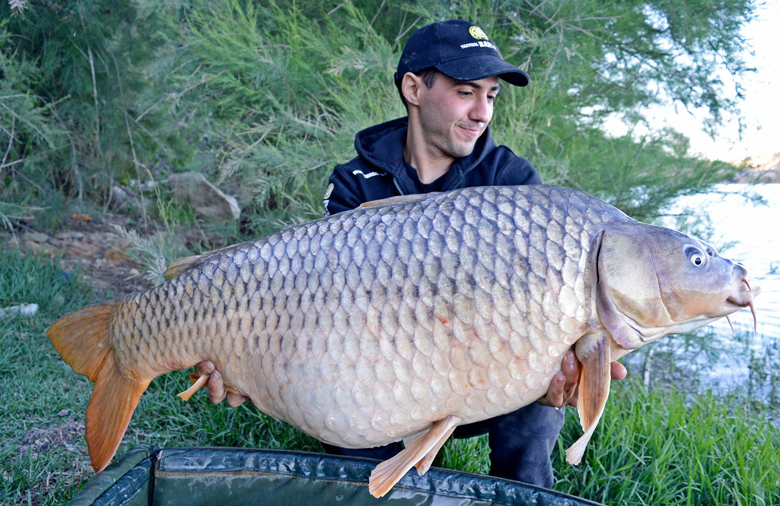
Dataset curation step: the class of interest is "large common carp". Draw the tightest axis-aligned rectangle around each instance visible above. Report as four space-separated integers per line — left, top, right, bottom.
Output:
48 185 759 497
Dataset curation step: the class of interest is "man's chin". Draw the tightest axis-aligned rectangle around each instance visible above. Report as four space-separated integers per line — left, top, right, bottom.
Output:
446 141 478 159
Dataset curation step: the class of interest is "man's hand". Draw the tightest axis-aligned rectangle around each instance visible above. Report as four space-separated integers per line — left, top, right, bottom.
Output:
194 361 250 408
536 350 627 408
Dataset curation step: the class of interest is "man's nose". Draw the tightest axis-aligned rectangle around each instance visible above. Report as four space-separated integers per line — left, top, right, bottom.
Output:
470 95 492 124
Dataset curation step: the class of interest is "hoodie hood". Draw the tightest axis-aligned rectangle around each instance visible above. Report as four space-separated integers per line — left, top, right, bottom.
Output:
354 117 498 193
324 117 540 216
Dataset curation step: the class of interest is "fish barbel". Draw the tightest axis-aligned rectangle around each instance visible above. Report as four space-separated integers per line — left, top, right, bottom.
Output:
47 185 759 497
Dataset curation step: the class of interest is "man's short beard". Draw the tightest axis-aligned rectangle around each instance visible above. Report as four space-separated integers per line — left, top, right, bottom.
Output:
441 141 475 159
436 131 479 159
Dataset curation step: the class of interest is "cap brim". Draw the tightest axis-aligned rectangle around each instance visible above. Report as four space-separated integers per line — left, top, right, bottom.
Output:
435 56 530 87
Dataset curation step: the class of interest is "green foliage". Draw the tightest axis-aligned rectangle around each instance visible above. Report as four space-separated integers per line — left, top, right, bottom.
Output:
437 433 491 474
554 379 780 505
0 0 172 214
110 225 190 285
435 378 780 505
0 22 68 205
160 0 403 230
1 0 757 231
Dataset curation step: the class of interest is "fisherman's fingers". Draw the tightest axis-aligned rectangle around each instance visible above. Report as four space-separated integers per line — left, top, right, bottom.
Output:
561 350 580 407
195 360 216 376
207 370 228 404
610 361 627 381
536 372 566 408
226 392 248 408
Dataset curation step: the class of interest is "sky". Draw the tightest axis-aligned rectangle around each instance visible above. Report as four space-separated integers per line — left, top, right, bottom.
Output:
608 1 779 163
661 1 779 162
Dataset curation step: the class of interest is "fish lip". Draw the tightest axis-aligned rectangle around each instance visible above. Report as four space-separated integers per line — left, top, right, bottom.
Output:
725 297 750 309
726 277 761 308
724 276 759 335
747 280 762 297
726 269 761 308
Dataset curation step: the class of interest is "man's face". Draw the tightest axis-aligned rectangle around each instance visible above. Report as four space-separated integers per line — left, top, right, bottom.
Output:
415 73 500 159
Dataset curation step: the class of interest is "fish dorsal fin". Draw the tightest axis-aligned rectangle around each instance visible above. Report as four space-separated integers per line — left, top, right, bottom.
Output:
358 193 436 209
565 331 612 465
368 415 460 498
164 245 234 281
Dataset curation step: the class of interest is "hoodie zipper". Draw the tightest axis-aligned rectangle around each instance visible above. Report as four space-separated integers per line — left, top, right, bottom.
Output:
393 177 404 196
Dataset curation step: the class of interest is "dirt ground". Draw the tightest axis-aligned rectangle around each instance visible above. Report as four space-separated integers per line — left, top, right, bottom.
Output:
7 215 167 298
15 417 92 504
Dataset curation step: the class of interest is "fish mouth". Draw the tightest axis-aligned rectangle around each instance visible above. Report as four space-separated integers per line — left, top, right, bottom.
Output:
725 276 760 335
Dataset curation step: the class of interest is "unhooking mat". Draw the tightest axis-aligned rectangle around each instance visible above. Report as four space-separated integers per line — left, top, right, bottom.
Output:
69 446 603 506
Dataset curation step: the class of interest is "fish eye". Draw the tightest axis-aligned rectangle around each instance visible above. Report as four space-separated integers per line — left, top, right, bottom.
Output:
685 246 706 267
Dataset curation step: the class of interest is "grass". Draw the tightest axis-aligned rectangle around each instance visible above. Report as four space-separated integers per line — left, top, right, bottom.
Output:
554 384 780 505
1 248 778 505
0 251 99 504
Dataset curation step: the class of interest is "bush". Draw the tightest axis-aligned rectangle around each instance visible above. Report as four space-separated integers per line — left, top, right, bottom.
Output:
0 0 755 231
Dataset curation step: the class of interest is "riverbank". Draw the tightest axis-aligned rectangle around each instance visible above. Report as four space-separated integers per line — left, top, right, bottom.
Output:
2 246 778 505
732 152 780 183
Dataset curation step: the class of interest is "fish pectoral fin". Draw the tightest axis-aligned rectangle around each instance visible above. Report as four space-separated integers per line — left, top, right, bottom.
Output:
177 373 210 401
358 193 435 209
566 332 611 466
368 415 461 498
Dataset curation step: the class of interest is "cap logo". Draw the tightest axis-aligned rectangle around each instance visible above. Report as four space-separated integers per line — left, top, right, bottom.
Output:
469 26 489 40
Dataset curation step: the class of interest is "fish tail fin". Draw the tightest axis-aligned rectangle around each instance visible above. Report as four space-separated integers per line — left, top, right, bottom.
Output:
47 301 152 472
86 358 151 472
47 302 118 382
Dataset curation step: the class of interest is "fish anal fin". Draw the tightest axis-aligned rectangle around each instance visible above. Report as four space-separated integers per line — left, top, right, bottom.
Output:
358 193 435 209
87 365 151 472
566 331 611 465
369 415 461 498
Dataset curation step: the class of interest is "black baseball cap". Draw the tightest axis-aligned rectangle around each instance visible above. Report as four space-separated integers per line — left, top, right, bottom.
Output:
395 20 530 87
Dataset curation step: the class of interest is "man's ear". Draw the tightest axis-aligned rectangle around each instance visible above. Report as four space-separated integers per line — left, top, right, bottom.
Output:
401 72 424 106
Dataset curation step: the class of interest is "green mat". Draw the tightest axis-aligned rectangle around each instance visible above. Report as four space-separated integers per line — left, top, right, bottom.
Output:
69 446 603 506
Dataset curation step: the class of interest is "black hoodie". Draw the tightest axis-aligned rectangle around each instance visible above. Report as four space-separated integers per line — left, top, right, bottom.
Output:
323 117 541 215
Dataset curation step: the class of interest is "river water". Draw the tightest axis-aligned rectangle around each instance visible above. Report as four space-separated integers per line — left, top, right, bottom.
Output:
622 183 780 412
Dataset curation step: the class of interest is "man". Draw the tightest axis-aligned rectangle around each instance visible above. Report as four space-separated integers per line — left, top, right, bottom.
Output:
197 19 626 488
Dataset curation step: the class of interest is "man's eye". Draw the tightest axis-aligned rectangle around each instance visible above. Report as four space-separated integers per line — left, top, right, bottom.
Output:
459 91 472 97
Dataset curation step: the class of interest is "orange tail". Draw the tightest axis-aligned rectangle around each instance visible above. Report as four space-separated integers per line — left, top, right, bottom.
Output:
47 302 151 473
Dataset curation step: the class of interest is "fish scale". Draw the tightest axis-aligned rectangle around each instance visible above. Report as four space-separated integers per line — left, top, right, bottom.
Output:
106 186 607 448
